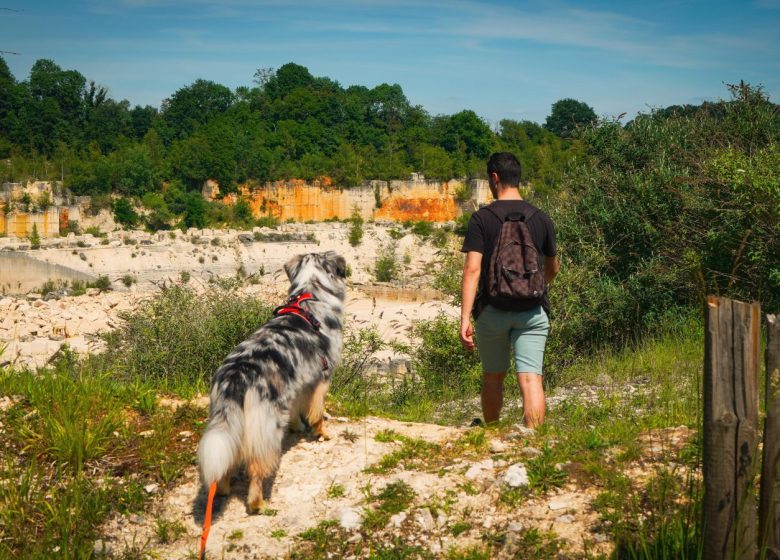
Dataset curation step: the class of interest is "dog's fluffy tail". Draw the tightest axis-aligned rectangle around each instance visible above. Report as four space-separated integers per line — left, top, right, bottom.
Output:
198 401 243 486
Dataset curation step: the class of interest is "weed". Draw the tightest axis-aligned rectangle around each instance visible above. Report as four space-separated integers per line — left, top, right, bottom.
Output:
270 529 287 539
348 208 364 247
121 274 136 288
180 271 190 283
374 242 399 282
527 445 568 493
154 516 186 544
451 521 471 537
326 482 346 499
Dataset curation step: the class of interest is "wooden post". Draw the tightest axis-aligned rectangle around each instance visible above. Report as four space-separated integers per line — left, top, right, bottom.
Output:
703 296 760 560
760 314 780 559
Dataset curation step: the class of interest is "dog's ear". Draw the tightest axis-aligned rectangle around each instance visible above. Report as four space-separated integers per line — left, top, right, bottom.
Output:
333 255 347 278
284 254 304 281
321 251 347 278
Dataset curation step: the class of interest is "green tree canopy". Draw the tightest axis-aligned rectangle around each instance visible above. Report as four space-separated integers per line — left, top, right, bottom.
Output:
544 98 597 137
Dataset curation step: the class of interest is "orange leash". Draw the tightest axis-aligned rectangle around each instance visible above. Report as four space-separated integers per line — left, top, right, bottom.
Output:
199 481 217 560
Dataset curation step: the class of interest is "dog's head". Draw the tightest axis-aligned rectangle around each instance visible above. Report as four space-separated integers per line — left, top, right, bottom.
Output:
284 251 347 302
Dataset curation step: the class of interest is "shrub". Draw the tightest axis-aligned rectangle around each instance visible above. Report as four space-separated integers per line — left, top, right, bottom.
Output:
121 274 136 288
348 207 364 247
411 220 434 238
546 82 780 372
113 198 139 228
91 275 112 293
408 314 481 401
374 243 399 282
103 285 273 392
29 223 41 249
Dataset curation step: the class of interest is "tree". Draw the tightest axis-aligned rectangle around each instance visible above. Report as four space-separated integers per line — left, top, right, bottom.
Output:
183 192 207 228
161 79 234 140
113 197 139 228
544 98 597 137
29 223 41 249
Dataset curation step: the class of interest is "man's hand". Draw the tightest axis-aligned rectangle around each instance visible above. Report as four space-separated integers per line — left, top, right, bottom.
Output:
460 319 475 351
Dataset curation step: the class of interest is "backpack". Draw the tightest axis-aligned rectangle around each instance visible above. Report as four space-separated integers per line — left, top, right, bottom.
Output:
484 204 546 309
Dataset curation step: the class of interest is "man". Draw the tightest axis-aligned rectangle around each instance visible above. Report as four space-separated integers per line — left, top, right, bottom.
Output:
460 152 559 428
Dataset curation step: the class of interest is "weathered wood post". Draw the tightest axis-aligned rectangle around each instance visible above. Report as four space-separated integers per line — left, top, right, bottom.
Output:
703 296 760 560
760 314 780 559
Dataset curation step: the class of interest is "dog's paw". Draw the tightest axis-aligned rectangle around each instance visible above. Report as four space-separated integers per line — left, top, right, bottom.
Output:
317 431 331 441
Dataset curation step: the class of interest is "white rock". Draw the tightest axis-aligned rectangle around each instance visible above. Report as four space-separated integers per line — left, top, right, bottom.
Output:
503 463 529 488
489 439 507 453
464 458 494 480
415 508 435 532
548 499 571 511
144 483 159 494
389 511 407 528
557 514 575 523
339 508 362 531
519 446 542 458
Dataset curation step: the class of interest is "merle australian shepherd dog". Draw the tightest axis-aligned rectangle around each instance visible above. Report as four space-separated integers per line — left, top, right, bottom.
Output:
197 251 347 513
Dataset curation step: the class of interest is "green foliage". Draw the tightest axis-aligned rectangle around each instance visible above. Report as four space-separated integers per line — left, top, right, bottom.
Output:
374 242 400 282
103 284 272 392
28 223 41 249
113 197 139 228
544 98 597 137
409 314 481 400
183 192 207 228
0 56 578 196
547 82 780 376
348 207 364 246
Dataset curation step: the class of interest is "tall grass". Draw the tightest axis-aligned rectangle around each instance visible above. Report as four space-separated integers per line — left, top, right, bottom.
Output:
103 282 273 394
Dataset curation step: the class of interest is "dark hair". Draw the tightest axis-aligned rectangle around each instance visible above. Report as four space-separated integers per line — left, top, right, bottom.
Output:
487 152 522 187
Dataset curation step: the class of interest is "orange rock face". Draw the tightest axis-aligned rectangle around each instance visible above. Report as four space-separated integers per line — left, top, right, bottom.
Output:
216 178 463 223
374 196 458 222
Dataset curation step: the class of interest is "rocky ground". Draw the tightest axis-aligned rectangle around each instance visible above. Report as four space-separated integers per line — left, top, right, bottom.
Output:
0 222 456 369
96 414 616 560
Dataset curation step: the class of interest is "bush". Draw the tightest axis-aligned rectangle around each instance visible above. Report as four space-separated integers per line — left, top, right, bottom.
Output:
121 274 136 288
348 207 364 247
546 82 780 371
29 223 41 249
103 285 273 392
374 243 399 282
113 197 139 228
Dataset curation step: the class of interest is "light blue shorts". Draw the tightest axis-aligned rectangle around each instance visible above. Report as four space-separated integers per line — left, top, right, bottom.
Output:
475 305 550 375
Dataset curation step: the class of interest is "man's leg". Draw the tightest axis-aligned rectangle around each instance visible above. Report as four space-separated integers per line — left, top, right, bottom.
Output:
517 372 545 427
481 372 506 425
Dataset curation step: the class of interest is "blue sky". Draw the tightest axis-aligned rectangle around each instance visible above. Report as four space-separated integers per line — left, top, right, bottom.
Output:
2 0 779 125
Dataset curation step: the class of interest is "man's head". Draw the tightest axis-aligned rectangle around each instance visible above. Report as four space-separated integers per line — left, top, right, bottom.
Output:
487 152 522 191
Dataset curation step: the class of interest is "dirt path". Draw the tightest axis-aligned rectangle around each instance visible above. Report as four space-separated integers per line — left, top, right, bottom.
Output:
97 415 612 559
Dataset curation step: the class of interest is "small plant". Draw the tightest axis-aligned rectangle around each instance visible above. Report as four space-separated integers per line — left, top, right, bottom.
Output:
154 516 186 544
100 238 109 245
527 445 567 493
326 482 346 499
198 256 205 264
70 279 86 296
411 220 434 238
348 207 364 247
85 226 105 238
40 279 60 295
180 271 190 283
374 243 399 282
121 274 136 288
29 223 41 249
90 275 112 293
270 529 287 539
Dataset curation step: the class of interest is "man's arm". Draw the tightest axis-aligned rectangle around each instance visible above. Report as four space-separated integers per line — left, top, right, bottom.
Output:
460 251 482 351
544 255 560 284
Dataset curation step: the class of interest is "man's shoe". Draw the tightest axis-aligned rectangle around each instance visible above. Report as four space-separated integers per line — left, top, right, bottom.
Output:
469 418 485 427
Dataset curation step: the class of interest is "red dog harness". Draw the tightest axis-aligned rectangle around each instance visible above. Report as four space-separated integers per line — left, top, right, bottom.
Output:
273 292 321 331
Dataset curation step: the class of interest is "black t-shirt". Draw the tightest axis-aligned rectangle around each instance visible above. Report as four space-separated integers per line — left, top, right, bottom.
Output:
461 200 557 317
